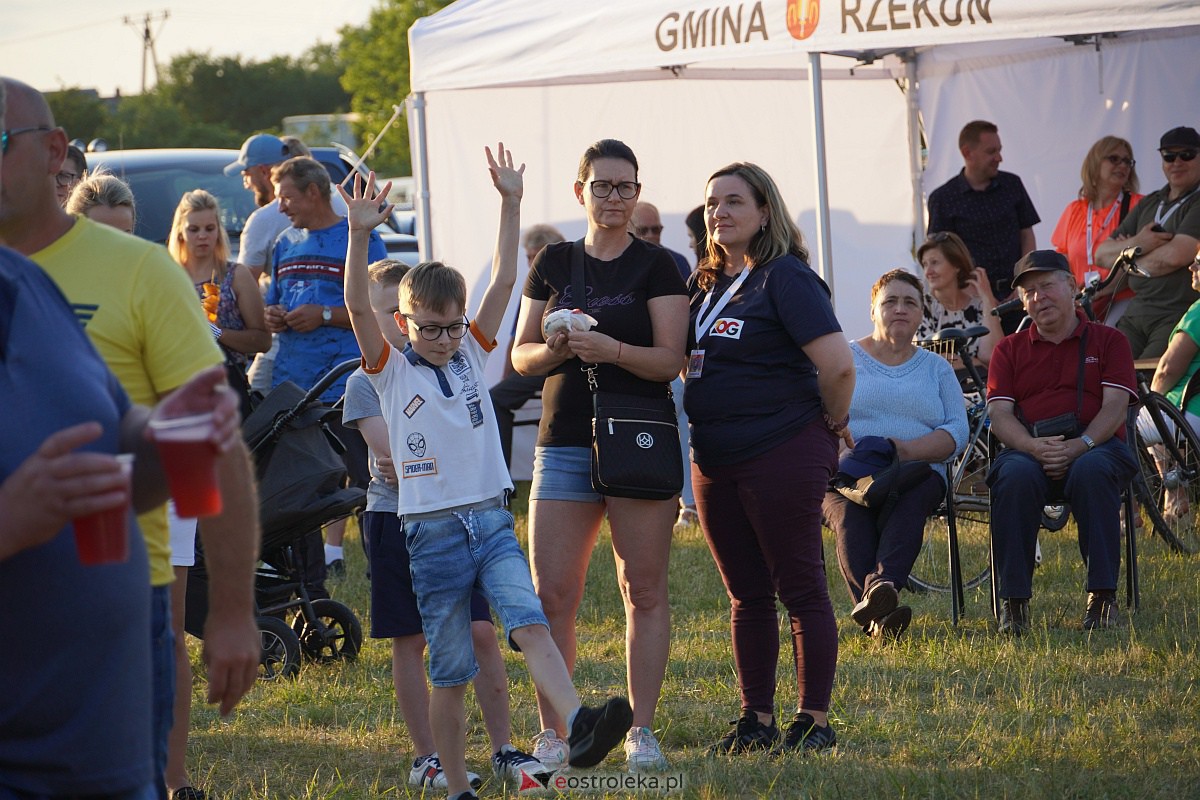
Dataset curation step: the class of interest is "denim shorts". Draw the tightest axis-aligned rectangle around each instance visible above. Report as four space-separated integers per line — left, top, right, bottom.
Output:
403 502 548 687
529 446 603 503
363 510 492 639
150 585 175 800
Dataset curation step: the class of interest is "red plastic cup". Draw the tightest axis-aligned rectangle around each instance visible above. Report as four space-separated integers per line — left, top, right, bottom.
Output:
149 412 223 518
73 453 134 566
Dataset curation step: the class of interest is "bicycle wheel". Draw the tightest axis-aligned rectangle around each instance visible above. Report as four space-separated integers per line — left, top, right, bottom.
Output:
1130 395 1200 554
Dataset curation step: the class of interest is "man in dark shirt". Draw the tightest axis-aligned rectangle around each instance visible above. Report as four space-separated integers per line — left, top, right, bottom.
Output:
928 120 1039 330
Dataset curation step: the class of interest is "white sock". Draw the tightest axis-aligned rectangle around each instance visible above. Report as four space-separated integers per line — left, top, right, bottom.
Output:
324 544 343 563
566 706 581 733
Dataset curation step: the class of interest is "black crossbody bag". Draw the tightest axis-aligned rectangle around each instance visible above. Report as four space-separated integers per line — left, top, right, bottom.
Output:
570 240 683 501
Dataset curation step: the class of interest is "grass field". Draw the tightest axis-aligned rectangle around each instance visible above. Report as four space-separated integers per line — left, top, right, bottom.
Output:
184 486 1200 798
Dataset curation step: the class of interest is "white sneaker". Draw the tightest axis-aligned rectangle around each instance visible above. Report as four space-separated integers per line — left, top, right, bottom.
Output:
673 506 699 534
408 753 482 790
530 729 569 771
492 743 549 783
624 726 668 772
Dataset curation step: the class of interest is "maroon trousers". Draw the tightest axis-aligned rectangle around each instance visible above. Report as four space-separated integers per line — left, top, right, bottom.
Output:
692 419 839 715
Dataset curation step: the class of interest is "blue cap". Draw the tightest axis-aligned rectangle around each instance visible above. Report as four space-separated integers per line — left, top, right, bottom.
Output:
836 436 895 480
224 134 290 175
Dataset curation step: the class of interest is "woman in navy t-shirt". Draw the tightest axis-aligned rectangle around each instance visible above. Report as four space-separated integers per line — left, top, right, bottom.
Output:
512 139 688 771
685 162 854 756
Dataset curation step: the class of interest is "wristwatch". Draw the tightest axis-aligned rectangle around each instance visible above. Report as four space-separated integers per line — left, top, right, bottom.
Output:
1081 434 1097 450
321 306 332 325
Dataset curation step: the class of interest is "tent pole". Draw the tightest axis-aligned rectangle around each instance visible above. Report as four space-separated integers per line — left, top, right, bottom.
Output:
807 52 834 298
905 55 925 252
407 91 433 261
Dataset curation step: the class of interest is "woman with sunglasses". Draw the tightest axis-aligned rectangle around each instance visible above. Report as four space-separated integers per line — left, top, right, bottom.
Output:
1050 136 1143 324
914 230 1004 366
512 139 687 772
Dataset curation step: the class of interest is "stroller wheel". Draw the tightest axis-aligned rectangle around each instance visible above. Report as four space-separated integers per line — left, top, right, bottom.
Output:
257 616 301 680
293 599 363 662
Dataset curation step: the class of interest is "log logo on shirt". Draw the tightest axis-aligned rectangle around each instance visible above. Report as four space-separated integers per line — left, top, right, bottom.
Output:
708 317 744 339
407 432 427 457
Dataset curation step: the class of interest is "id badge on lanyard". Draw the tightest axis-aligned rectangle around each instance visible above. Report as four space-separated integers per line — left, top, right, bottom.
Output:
689 268 749 380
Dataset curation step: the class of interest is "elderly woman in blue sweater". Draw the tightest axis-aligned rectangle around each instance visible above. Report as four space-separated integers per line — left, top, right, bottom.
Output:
822 269 968 641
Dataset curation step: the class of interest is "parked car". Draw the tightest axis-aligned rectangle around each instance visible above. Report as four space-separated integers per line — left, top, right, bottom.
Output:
87 145 419 265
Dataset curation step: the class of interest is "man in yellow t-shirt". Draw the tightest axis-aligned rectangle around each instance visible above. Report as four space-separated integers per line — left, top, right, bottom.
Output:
0 77 259 800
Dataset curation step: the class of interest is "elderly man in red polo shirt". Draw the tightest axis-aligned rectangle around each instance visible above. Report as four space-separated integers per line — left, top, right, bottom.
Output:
985 250 1138 635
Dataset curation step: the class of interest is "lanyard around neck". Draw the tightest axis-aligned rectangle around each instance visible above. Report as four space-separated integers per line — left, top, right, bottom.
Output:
1085 192 1122 267
1155 185 1200 227
694 268 750 344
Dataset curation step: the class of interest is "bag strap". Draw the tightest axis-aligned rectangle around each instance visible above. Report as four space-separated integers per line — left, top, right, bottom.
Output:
571 239 601 394
1118 190 1132 224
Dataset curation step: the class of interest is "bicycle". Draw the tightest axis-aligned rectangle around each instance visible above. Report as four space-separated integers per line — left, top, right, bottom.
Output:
1127 364 1200 554
909 324 994 595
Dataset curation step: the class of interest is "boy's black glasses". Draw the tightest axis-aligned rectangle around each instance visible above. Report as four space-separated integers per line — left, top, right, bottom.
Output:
404 317 469 341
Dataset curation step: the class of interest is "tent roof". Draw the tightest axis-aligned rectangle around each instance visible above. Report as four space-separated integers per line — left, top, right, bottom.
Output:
410 0 1200 93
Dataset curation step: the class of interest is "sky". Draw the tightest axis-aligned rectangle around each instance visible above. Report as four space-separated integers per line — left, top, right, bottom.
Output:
1 0 383 97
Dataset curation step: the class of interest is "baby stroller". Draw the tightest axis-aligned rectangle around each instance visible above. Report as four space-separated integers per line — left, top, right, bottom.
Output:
185 359 366 680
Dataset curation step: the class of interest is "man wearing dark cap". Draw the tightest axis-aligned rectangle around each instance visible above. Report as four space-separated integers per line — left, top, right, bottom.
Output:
985 250 1138 635
1096 126 1200 358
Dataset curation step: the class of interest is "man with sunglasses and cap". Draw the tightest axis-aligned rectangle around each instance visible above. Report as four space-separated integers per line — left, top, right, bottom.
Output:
986 250 1138 636
1096 126 1200 359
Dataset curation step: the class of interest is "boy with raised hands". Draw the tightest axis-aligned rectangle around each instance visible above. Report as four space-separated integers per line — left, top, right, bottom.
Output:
340 146 631 800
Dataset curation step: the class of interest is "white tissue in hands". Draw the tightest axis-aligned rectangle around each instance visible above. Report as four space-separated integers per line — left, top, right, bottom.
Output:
542 308 598 338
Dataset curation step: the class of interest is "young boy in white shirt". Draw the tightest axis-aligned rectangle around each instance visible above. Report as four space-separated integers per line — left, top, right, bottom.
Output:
340 146 631 800
342 259 545 789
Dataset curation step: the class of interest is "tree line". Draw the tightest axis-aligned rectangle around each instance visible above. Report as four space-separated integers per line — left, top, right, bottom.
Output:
46 0 452 177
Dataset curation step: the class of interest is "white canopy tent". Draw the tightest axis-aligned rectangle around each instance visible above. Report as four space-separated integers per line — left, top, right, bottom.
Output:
408 1 1200 475
408 1 1200 336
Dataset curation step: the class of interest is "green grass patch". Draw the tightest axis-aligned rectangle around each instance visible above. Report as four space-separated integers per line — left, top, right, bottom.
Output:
182 484 1200 797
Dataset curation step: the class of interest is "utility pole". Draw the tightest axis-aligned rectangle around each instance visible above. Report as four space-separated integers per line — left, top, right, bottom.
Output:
124 11 170 94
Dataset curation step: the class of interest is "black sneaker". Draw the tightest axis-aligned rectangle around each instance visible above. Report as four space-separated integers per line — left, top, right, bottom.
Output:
567 697 634 768
868 605 912 643
850 580 899 627
326 559 346 578
1082 590 1118 630
998 598 1030 636
707 710 779 756
772 712 837 755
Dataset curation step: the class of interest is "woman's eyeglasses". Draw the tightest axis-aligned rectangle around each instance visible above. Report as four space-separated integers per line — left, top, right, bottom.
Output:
1104 154 1135 167
1161 150 1198 163
588 180 640 200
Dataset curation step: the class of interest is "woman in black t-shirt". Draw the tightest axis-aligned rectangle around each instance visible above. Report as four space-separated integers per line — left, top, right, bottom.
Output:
512 139 687 771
